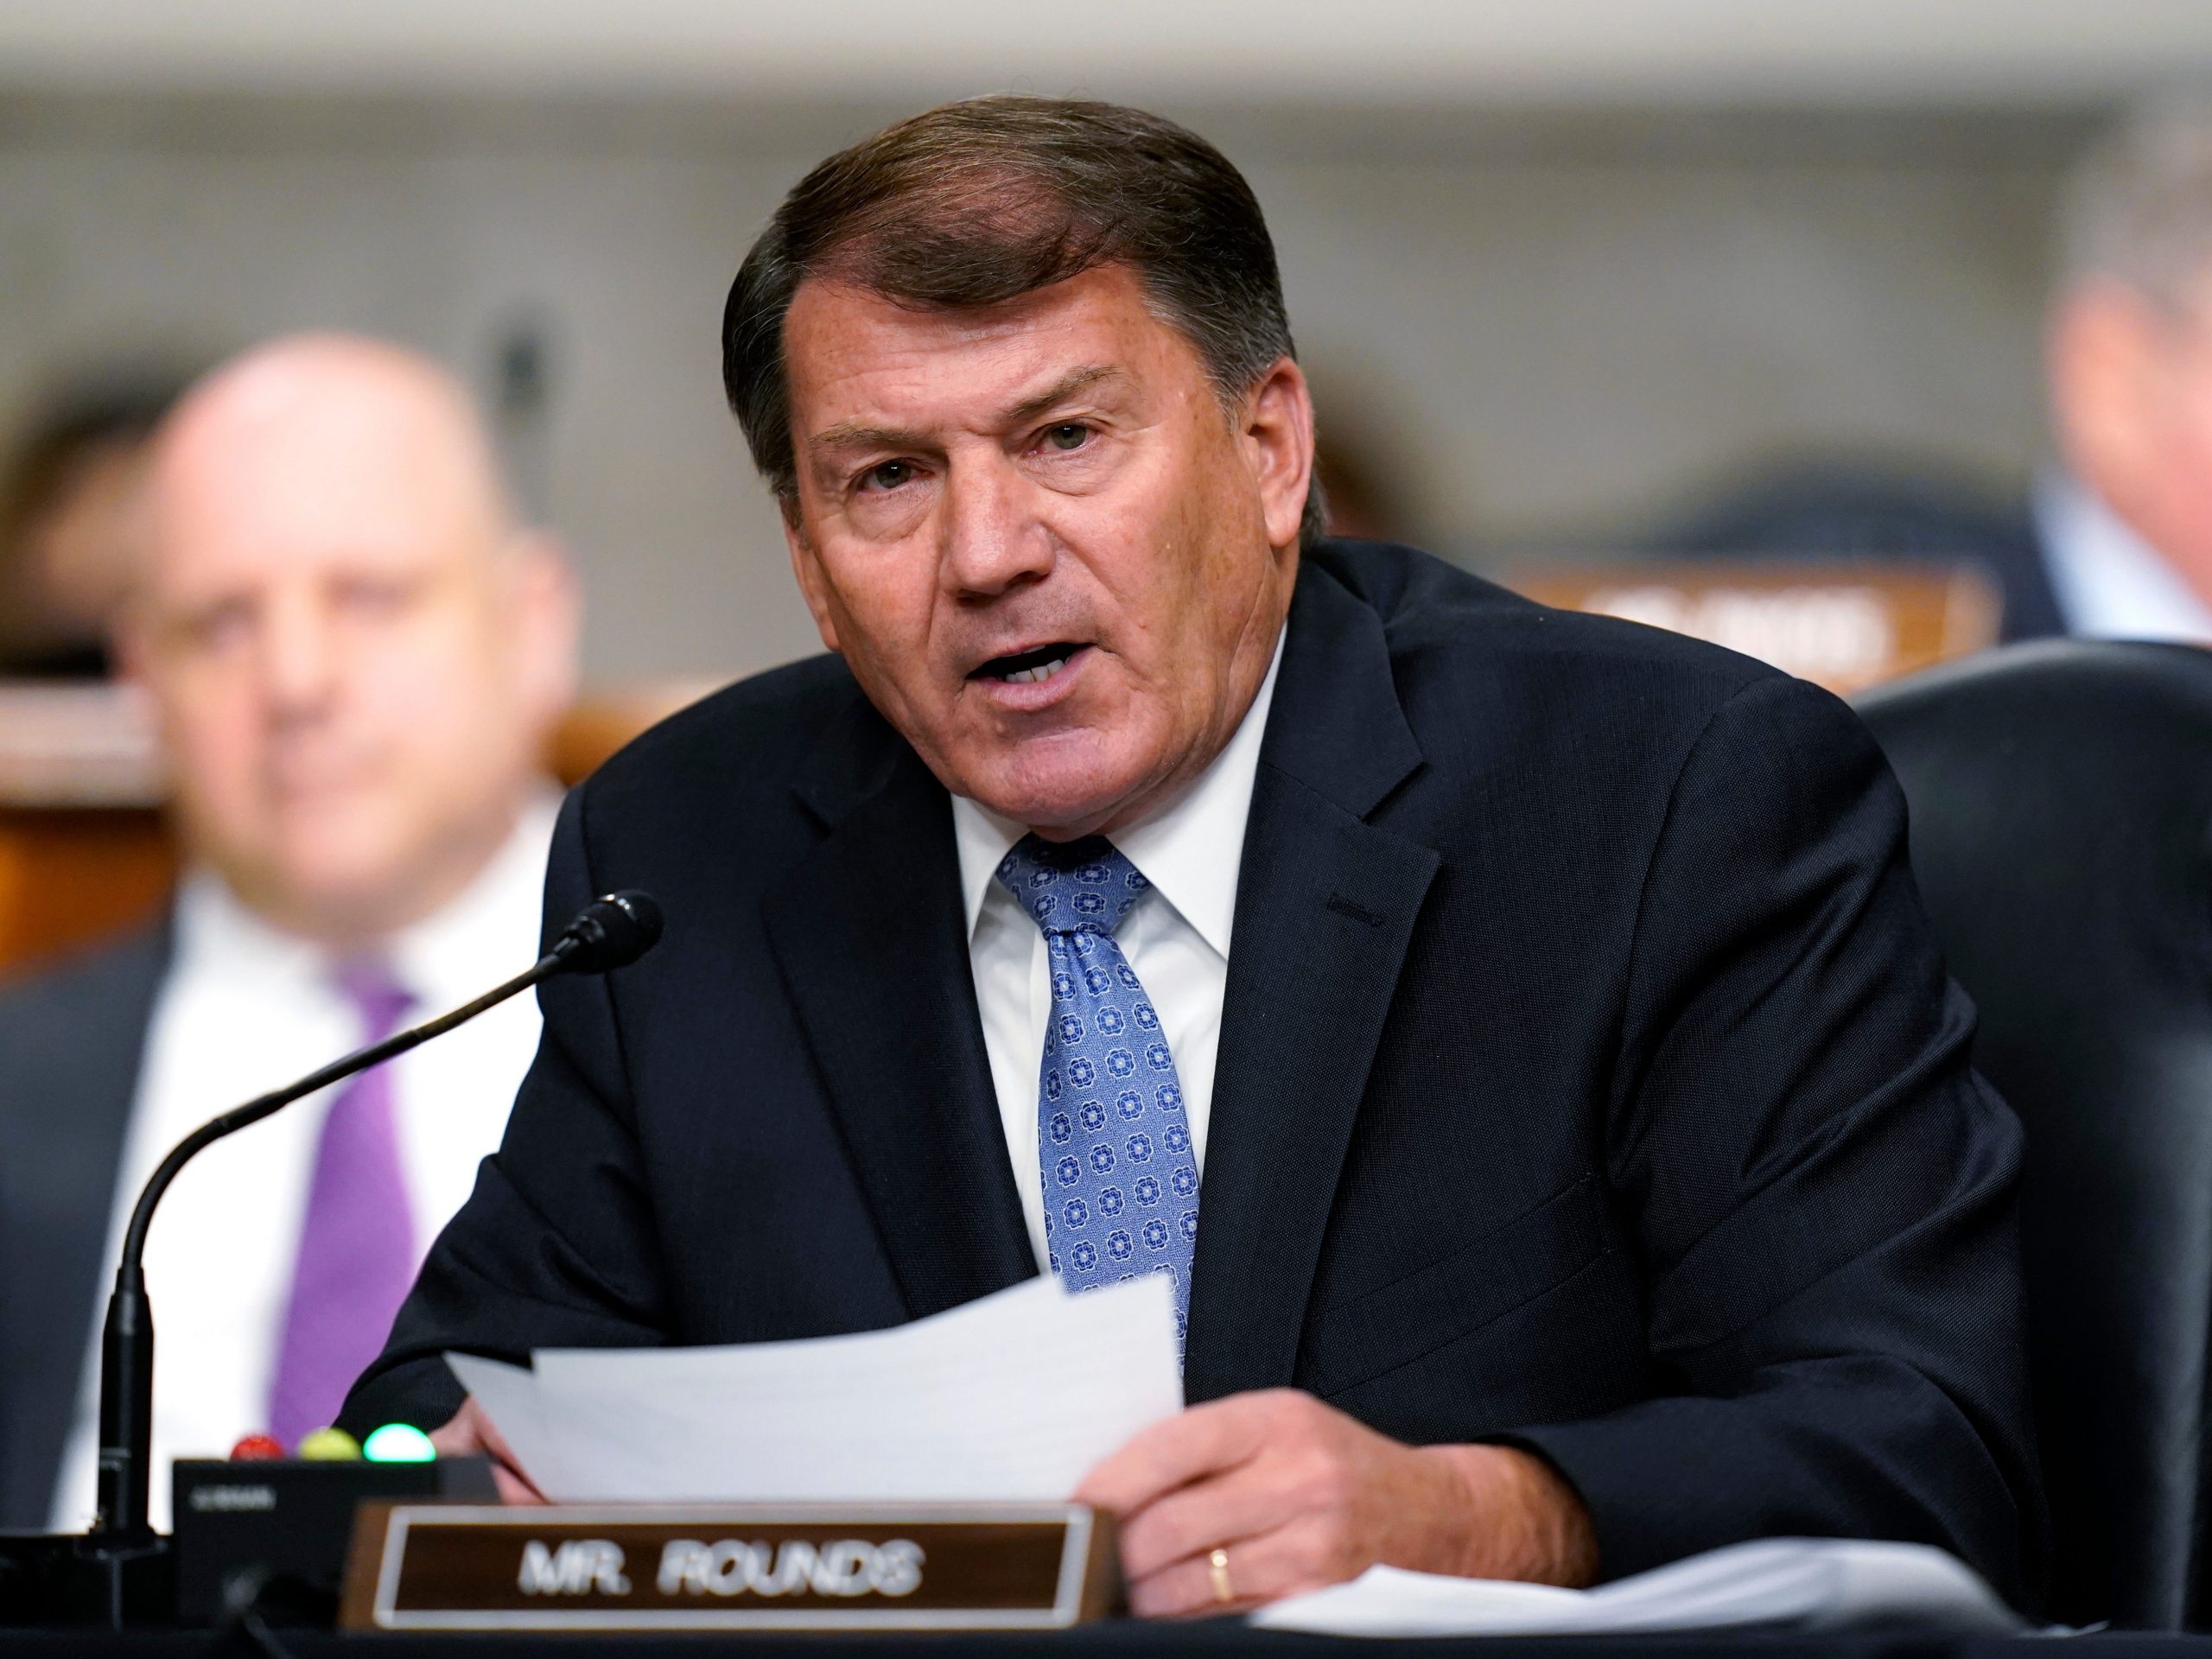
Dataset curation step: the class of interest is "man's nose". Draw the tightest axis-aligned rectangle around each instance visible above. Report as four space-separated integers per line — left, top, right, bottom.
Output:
257 590 339 717
941 458 1054 598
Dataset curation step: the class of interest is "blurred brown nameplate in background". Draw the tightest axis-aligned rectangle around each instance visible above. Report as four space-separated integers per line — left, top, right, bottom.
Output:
0 683 170 974
1507 560 2000 696
339 1502 1122 1633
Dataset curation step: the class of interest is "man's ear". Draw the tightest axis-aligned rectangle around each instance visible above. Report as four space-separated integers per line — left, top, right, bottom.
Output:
108 595 152 690
105 484 159 690
1240 357 1316 553
505 531 582 730
781 493 842 655
2050 280 2164 499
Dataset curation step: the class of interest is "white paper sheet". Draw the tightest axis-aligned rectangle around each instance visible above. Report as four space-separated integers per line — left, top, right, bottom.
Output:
447 1274 1183 1503
1250 1538 2031 1637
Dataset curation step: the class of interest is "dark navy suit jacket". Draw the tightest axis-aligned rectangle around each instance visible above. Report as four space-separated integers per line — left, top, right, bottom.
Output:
345 541 2045 1600
0 922 168 1527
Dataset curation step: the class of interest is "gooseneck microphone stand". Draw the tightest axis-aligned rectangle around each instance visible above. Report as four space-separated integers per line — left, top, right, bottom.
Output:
9 890 661 1628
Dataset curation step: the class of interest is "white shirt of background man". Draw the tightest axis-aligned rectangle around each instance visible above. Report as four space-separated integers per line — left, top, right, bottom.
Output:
2037 470 2212 645
50 793 561 1533
954 631 1284 1272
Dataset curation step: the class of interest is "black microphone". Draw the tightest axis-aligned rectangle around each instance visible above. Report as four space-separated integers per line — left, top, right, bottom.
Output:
89 890 664 1563
548 889 662 975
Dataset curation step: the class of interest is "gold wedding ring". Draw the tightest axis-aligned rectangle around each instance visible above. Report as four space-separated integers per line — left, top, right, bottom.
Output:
1207 1547 1234 1605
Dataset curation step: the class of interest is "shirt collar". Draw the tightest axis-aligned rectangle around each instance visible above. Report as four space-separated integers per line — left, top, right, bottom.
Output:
950 627 1286 961
2034 470 2212 644
172 787 563 1010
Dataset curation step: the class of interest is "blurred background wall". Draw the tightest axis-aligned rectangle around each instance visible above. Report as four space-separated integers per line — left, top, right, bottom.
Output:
0 2 2206 680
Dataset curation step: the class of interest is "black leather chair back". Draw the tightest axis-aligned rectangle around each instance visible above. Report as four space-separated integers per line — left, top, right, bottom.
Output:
1858 639 2212 1630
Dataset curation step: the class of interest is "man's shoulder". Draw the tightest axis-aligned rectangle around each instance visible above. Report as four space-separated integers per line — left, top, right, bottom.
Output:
0 918 167 1162
0 918 170 1037
1303 542 1892 864
582 653 864 797
565 653 887 861
1309 538 1788 713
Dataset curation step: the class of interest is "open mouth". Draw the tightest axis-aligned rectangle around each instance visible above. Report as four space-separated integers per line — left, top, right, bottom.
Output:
971 642 1087 685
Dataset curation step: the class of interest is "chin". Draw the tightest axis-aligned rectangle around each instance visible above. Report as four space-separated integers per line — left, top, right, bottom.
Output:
262 832 420 935
963 746 1154 837
270 869 397 938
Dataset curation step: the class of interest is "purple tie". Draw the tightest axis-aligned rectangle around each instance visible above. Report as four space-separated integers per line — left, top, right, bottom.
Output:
265 960 417 1450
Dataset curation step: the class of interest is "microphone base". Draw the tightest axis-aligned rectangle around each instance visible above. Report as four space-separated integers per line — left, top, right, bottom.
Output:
0 1529 173 1629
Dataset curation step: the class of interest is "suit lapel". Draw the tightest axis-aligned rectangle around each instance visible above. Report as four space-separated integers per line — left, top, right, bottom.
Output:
763 698 1034 1324
1183 567 1440 1402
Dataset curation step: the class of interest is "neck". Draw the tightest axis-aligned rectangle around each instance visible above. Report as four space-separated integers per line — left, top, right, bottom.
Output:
216 793 531 952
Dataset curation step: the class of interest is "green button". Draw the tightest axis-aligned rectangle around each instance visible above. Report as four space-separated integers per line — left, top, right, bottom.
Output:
363 1422 437 1464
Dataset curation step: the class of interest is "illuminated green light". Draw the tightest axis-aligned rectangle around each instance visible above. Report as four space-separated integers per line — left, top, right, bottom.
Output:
363 1422 437 1464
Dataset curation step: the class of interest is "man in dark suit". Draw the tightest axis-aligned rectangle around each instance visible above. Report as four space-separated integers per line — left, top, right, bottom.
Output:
0 336 577 1530
347 97 2043 1612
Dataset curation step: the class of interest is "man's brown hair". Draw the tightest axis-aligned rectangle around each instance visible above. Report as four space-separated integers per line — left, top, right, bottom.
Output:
721 95 1319 541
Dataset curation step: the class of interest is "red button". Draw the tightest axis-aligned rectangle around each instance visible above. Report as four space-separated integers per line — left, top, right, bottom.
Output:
230 1433 286 1461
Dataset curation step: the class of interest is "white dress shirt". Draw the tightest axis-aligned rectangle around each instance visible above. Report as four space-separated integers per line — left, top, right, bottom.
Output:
49 794 560 1531
2034 471 2212 644
952 634 1283 1271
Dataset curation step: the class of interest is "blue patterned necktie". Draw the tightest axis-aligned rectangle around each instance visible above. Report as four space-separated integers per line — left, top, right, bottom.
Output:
995 834 1199 1359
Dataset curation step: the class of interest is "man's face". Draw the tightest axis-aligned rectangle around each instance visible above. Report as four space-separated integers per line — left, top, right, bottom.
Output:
779 264 1312 838
122 356 576 943
2054 275 2212 594
2131 299 2212 580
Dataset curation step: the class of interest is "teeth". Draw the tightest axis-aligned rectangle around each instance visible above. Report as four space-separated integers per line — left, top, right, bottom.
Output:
1001 653 1071 685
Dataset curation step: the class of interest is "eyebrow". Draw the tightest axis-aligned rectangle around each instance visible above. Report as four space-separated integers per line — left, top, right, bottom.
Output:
1001 364 1123 429
805 364 1127 461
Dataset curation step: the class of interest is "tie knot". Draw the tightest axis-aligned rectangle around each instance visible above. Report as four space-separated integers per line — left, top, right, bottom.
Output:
994 835 1151 937
331 957 415 1044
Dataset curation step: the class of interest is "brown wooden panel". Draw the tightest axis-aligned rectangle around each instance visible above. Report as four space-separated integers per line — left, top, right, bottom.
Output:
549 681 726 785
0 806 175 976
1507 558 2001 697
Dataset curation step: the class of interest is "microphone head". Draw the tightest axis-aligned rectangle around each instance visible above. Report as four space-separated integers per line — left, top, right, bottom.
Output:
552 890 664 975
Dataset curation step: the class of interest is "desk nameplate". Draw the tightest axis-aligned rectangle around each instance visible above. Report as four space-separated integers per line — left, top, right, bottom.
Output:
339 1501 1122 1632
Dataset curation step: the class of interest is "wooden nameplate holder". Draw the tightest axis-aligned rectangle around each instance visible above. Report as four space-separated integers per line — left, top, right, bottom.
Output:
339 1501 1122 1632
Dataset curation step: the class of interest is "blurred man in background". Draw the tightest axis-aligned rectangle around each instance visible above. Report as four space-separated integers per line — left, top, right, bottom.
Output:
2032 99 2212 642
0 366 193 678
0 334 580 1529
1649 98 2212 647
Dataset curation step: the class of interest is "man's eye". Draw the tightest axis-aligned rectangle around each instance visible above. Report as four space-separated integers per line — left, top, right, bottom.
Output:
1042 423 1091 453
182 601 252 653
861 460 916 492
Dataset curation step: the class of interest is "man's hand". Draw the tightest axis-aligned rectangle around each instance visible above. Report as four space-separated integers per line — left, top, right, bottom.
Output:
429 1395 547 1505
1075 1389 1598 1617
